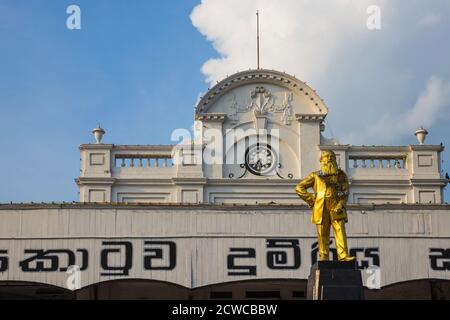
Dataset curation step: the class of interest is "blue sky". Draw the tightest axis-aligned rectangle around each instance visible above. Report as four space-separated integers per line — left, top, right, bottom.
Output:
0 0 214 201
0 0 449 202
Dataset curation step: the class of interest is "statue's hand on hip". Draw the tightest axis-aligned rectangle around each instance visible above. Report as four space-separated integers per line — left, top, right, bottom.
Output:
308 195 316 208
332 204 344 215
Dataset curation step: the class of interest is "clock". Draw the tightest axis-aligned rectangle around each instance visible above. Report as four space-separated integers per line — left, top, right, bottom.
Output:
244 143 277 176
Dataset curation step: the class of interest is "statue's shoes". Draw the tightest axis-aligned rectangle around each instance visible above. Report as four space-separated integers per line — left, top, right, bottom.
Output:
338 256 356 262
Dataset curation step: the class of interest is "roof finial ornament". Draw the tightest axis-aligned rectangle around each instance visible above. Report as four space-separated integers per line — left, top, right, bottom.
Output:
92 123 105 144
415 126 428 145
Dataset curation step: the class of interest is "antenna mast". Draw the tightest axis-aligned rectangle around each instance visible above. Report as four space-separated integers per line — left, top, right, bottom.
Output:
256 10 260 69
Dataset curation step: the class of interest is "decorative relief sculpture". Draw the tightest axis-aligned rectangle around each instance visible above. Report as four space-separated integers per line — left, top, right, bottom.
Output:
228 95 238 123
226 86 295 125
250 86 273 115
281 92 293 125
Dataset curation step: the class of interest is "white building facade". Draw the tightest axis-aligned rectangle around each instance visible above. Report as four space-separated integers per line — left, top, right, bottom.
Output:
77 70 446 206
0 69 449 300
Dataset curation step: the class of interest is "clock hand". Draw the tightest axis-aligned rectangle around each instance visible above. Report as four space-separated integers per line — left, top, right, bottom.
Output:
256 159 262 170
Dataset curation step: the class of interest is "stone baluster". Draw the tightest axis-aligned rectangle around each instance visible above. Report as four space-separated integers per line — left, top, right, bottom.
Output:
348 156 407 170
394 159 400 169
115 155 173 168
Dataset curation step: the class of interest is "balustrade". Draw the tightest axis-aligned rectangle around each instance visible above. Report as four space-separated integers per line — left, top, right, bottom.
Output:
114 154 173 168
349 156 406 169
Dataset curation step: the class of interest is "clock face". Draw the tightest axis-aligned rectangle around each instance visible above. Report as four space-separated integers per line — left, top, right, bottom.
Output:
245 143 277 176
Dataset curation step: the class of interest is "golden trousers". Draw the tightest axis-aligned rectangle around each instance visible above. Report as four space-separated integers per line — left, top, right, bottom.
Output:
316 199 350 261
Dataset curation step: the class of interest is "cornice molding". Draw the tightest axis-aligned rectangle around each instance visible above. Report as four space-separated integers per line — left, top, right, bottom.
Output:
75 177 115 186
348 146 410 152
171 177 208 185
79 144 114 150
410 178 448 186
207 179 298 186
295 114 326 122
113 145 174 151
112 178 174 185
409 145 445 152
196 113 227 122
348 179 411 186
79 144 175 151
320 145 351 151
1 203 449 211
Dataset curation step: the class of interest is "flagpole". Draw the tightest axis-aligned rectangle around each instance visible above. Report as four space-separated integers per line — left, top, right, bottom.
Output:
256 10 260 70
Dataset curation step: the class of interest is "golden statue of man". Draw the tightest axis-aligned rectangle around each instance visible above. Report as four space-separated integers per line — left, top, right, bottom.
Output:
295 150 355 262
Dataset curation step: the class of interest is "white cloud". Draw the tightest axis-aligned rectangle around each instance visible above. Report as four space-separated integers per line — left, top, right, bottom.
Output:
191 0 387 85
419 13 442 27
190 0 450 145
364 76 450 144
405 76 450 130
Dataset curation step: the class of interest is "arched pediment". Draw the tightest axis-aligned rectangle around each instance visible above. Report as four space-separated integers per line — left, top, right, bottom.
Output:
195 69 329 120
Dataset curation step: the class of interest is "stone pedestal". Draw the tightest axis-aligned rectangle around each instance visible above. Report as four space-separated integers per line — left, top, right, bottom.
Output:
307 261 365 300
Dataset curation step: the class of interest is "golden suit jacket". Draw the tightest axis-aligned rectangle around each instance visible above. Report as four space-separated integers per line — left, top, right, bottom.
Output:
295 170 349 225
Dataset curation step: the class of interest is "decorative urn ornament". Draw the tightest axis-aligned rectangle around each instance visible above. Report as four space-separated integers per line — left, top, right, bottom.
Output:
414 127 428 145
92 124 105 144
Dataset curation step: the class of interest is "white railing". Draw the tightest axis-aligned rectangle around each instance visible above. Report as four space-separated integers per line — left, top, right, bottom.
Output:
110 146 176 178
349 155 407 169
115 154 173 168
